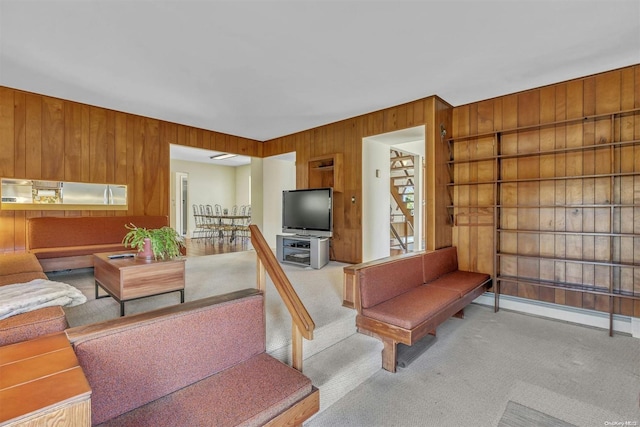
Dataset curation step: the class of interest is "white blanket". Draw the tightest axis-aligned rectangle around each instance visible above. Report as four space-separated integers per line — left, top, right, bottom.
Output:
0 279 87 320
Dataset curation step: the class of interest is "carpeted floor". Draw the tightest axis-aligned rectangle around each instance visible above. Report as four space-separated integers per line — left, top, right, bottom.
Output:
52 252 640 426
55 250 353 354
306 303 640 427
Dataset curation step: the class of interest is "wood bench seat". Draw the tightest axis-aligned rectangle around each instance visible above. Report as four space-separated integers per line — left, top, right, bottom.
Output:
352 247 492 372
27 216 169 271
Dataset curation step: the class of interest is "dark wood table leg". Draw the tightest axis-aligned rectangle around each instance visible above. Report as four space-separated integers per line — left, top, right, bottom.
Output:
95 281 109 299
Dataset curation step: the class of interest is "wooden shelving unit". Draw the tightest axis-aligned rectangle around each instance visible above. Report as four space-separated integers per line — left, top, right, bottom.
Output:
308 153 343 192
447 108 640 335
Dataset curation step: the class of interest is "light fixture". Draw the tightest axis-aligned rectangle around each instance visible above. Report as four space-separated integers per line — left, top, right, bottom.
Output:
209 153 237 160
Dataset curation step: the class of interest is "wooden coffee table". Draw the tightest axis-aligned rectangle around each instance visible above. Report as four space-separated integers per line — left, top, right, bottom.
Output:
93 252 186 316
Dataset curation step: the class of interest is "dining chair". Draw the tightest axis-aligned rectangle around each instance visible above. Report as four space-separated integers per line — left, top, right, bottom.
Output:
192 204 206 241
204 204 217 242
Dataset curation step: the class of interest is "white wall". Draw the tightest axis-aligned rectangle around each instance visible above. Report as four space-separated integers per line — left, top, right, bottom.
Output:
170 159 237 237
169 156 293 247
262 155 296 248
235 165 251 207
250 158 263 234
362 139 391 262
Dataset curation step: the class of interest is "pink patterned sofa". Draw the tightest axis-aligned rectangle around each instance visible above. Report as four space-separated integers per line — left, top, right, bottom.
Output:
0 253 68 346
354 246 492 372
65 288 319 426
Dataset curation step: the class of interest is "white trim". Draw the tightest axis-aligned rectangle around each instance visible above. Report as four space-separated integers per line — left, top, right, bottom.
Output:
473 292 637 338
632 317 640 339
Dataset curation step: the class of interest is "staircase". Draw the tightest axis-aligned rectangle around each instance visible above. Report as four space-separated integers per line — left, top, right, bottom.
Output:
268 309 382 415
251 225 383 419
390 149 415 253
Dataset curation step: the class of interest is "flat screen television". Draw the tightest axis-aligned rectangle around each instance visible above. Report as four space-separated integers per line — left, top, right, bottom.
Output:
282 187 333 237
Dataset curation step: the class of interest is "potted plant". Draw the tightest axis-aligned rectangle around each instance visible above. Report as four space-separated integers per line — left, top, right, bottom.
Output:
122 223 185 260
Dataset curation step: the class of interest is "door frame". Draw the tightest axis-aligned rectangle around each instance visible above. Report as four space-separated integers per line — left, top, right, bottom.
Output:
175 172 188 237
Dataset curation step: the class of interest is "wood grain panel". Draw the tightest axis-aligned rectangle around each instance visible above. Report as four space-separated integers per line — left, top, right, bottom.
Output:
267 95 451 263
0 85 263 252
114 112 128 183
89 106 107 184
41 97 64 180
449 65 640 320
64 102 84 182
0 88 15 251
0 88 15 178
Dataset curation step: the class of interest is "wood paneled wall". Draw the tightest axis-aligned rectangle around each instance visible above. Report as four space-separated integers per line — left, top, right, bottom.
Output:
264 96 453 264
5 63 634 283
0 86 262 253
451 64 640 317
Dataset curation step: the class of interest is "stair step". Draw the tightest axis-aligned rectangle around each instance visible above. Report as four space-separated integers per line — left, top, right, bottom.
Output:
390 155 413 162
267 309 357 363
304 333 382 415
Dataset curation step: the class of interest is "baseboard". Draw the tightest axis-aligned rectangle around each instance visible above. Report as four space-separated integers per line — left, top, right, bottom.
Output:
632 317 640 338
473 292 638 339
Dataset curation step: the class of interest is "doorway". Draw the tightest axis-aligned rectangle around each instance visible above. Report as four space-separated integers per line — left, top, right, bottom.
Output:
175 172 188 237
362 126 425 262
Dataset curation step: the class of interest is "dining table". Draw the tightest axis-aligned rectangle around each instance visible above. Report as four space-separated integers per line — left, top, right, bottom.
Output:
197 214 251 243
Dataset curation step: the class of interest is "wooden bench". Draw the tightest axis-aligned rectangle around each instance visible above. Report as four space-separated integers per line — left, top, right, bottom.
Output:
66 289 320 426
353 247 491 372
27 215 170 272
343 251 427 308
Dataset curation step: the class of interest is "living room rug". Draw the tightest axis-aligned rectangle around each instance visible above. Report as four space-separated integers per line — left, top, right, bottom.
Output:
498 401 575 427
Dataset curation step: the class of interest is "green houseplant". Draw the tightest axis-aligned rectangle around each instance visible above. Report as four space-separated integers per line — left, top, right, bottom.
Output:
122 223 185 260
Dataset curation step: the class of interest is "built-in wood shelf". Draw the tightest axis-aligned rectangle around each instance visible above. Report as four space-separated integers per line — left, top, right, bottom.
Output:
308 153 343 192
448 107 640 335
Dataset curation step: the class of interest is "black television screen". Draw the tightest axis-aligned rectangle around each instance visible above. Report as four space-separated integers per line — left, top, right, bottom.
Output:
282 188 333 237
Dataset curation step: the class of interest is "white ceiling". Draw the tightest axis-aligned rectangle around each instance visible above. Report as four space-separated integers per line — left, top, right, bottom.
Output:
170 144 252 166
1 0 639 146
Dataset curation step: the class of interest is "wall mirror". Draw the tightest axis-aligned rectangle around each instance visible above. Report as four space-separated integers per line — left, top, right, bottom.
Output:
1 178 128 210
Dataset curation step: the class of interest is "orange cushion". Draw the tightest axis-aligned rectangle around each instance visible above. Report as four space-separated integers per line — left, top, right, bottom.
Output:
427 271 490 297
422 247 459 283
362 285 460 329
27 216 168 249
358 255 423 309
0 253 47 286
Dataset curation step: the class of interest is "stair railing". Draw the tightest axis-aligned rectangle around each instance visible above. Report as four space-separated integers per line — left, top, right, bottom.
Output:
390 213 415 252
249 224 315 372
390 181 414 227
390 222 406 251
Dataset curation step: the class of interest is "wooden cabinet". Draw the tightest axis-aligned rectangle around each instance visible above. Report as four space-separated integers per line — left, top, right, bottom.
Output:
448 108 640 335
308 154 343 192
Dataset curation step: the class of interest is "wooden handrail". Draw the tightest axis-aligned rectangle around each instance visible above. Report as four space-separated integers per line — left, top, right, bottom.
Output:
249 224 315 371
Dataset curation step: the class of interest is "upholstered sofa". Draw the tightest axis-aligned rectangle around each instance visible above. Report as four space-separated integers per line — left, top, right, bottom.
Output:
65 288 319 426
27 215 170 272
0 253 68 346
354 246 492 372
